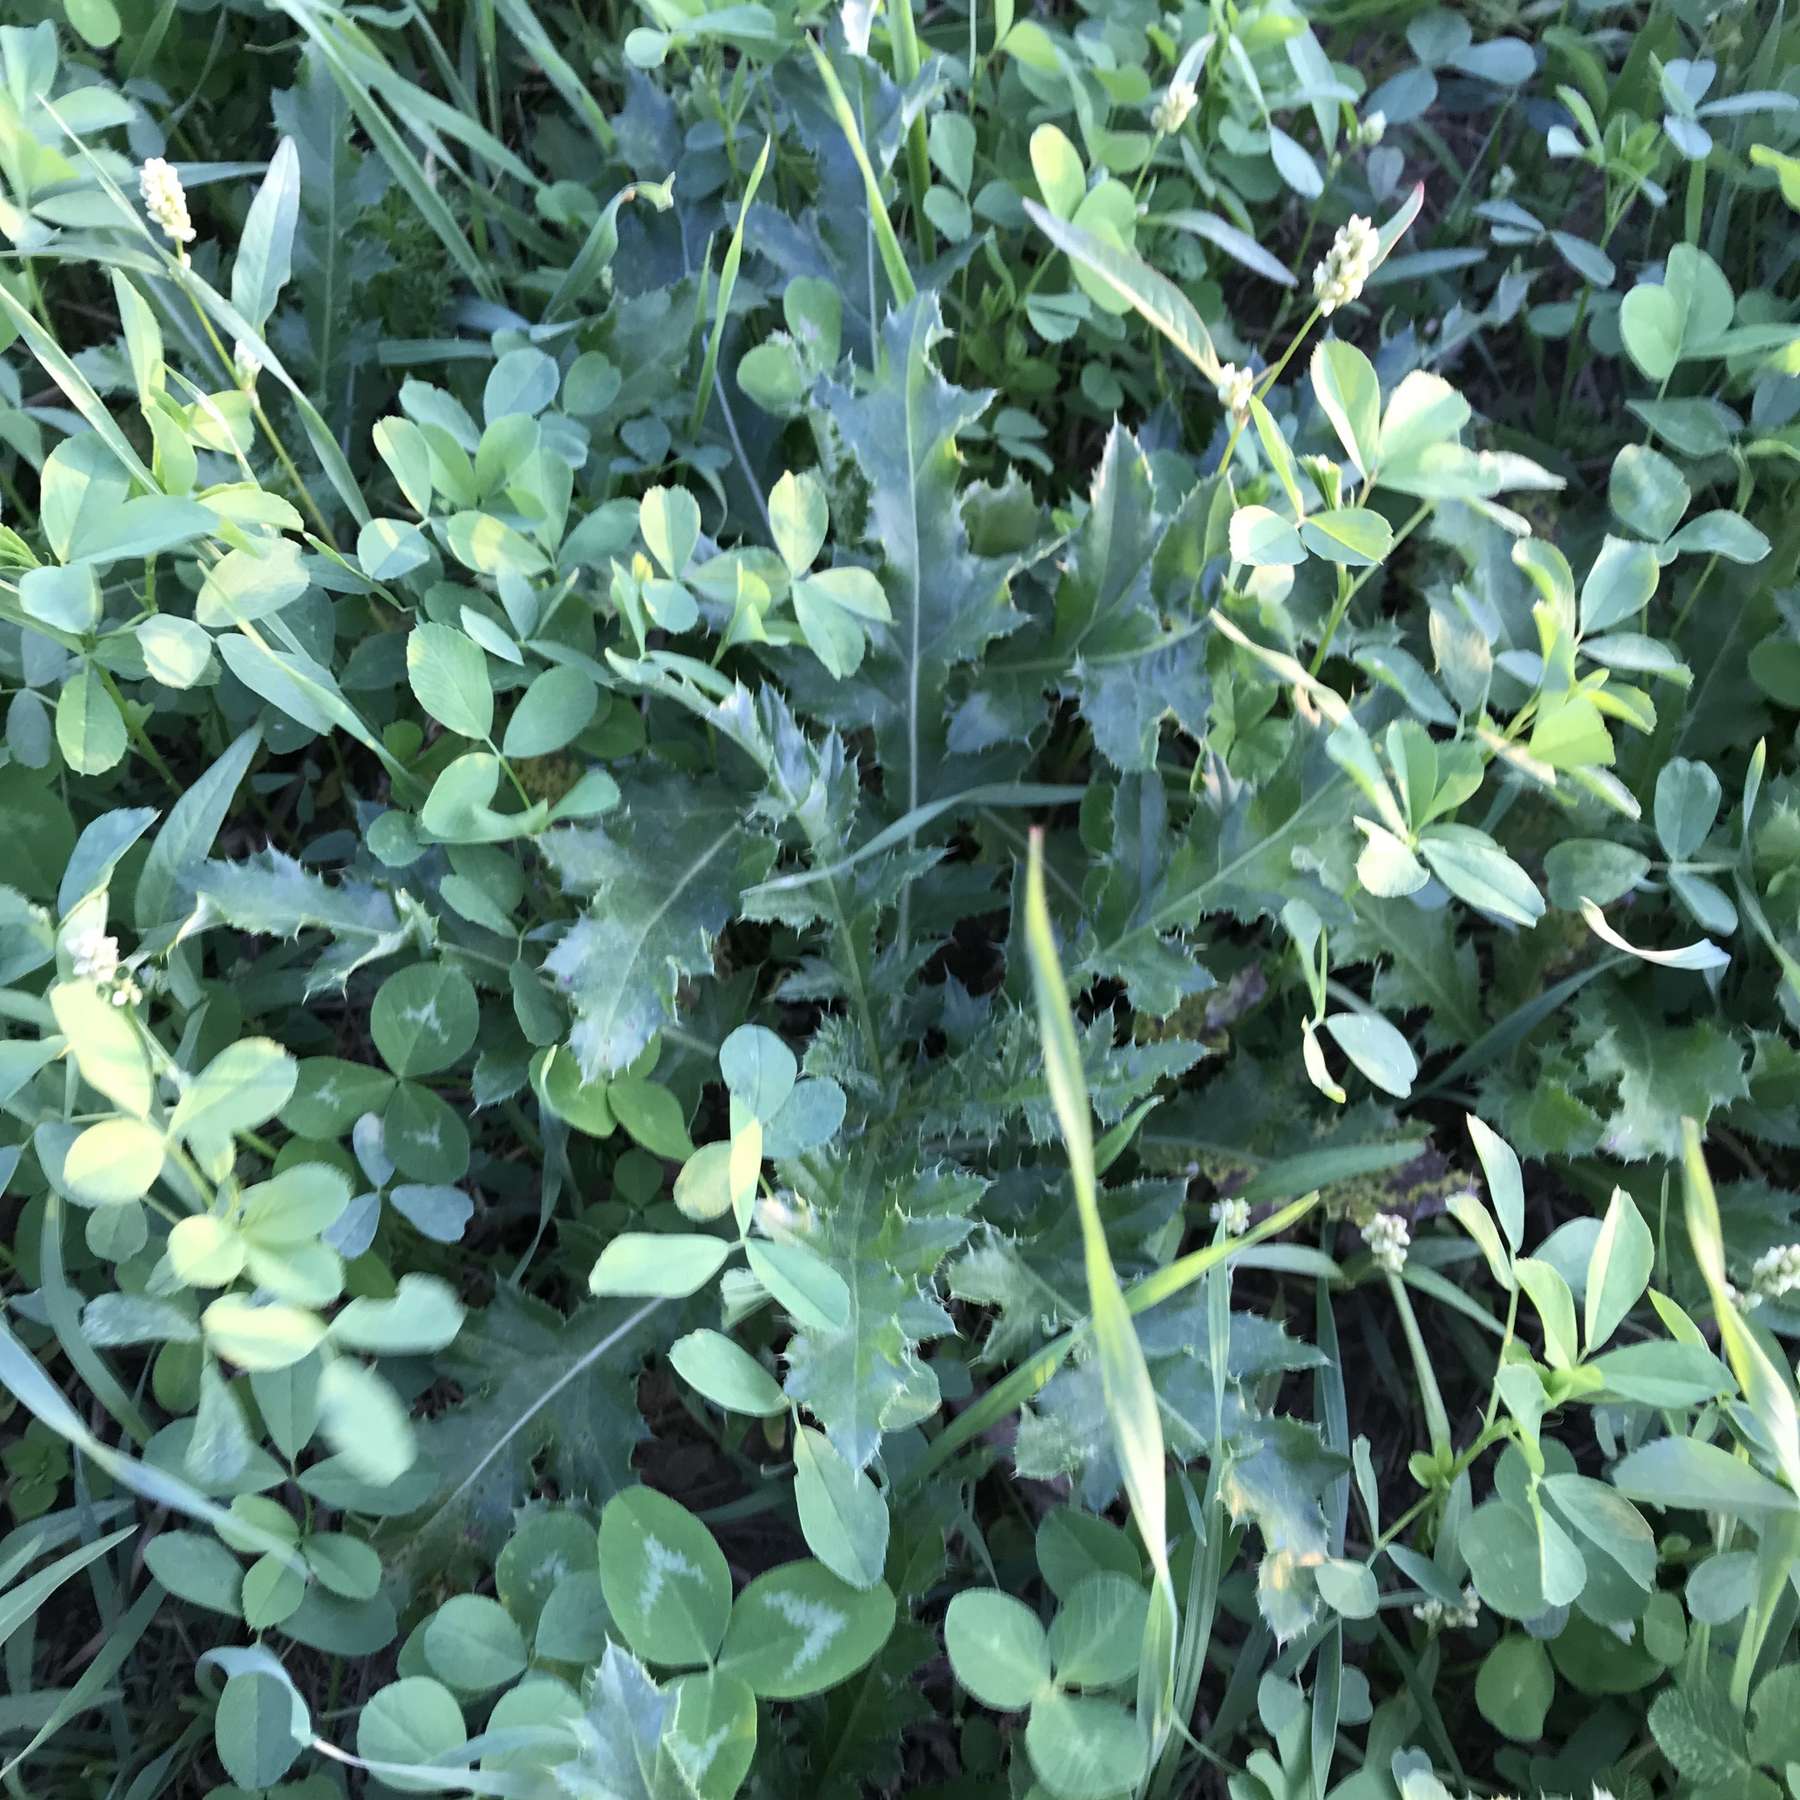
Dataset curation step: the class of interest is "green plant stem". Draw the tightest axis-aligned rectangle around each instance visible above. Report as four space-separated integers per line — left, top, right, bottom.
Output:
1309 501 1431 670
887 0 935 263
177 276 340 549
94 667 180 794
1480 1287 1520 1431
1685 155 1706 245
1310 568 1354 675
1387 1269 1453 1461
1219 304 1325 476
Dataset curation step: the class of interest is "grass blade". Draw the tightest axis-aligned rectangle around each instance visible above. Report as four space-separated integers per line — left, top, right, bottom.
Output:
1023 827 1176 1767
806 36 916 309
39 1197 153 1447
489 0 614 153
0 1526 136 1651
0 1579 160 1781
690 135 771 435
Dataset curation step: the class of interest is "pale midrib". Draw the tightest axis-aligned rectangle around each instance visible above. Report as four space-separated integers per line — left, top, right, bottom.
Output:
903 336 925 824
1142 772 1350 939
414 1300 662 1540
592 825 737 1040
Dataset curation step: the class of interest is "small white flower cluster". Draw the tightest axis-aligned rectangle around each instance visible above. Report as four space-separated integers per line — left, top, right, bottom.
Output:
1311 215 1380 315
1153 79 1198 136
68 929 143 1007
233 338 263 386
1212 1197 1251 1236
1411 1584 1479 1631
1490 163 1519 199
1214 362 1255 420
70 927 119 985
1742 1243 1800 1308
139 157 195 246
1357 110 1387 148
1362 1210 1410 1274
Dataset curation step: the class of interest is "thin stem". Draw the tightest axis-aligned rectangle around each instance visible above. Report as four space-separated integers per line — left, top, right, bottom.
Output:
94 667 180 794
1387 1269 1453 1461
1310 568 1355 675
177 274 338 548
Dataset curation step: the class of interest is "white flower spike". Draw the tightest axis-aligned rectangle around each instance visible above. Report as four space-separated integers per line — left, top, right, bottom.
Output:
139 157 195 246
1362 1210 1410 1274
1312 214 1380 315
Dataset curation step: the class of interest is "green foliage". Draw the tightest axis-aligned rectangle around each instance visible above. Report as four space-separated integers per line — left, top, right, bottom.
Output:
1 1 1799 1797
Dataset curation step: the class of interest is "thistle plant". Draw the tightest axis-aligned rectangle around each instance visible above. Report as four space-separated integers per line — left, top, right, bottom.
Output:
0 5 1797 1799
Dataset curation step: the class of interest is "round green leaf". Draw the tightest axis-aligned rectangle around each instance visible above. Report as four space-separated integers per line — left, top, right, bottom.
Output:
144 1529 243 1617
497 1510 598 1636
1229 504 1306 566
1322 1011 1417 1098
1653 757 1722 863
359 517 430 581
719 1559 895 1700
316 1357 416 1487
356 1677 467 1792
673 1141 734 1221
744 1238 851 1332
536 1570 613 1664
168 1215 245 1287
1046 1571 1149 1688
241 1552 305 1629
532 1048 614 1138
51 980 154 1120
598 1486 731 1667
56 670 128 776
719 1024 797 1122
945 1589 1051 1710
383 1080 471 1183
1476 1634 1555 1742
424 1594 528 1692
1024 1690 1146 1800
407 624 494 739
329 1273 464 1355
639 485 700 577
607 1075 695 1159
1300 507 1395 566
1036 1509 1142 1600
202 1296 326 1372
1314 1558 1380 1619
64 0 121 47
767 470 828 577
761 1077 847 1157
482 1676 583 1774
1459 1499 1550 1619
215 1669 303 1789
61 1116 164 1206
371 964 480 1077
304 1531 382 1599
503 665 598 758
445 511 549 579
666 1671 758 1800
170 1038 298 1144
